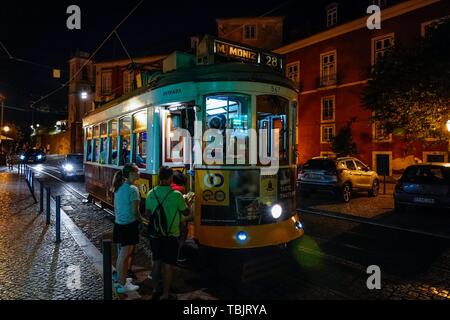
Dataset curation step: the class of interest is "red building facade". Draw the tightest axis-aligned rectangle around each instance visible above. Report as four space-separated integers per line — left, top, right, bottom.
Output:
276 0 450 178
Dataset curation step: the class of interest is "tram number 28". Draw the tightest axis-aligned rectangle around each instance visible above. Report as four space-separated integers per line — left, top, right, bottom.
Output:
263 53 282 71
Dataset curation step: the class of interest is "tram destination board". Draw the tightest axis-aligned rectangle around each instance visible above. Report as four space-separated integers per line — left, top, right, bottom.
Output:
214 39 284 73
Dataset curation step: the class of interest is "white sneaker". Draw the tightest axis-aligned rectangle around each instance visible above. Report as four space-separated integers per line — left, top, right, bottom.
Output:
115 283 139 294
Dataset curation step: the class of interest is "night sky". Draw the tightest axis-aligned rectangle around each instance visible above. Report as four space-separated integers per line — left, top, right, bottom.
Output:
0 0 382 132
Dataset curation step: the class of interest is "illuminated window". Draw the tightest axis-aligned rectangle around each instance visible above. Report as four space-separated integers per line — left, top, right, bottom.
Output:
109 119 118 165
320 51 337 86
101 71 112 95
133 111 147 169
321 125 335 144
92 125 100 163
119 116 131 166
321 96 335 122
243 25 257 40
86 127 93 162
372 34 394 65
286 62 300 84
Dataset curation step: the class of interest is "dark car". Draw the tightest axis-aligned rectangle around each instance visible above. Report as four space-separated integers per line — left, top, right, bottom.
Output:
60 154 84 180
19 148 46 163
394 163 450 212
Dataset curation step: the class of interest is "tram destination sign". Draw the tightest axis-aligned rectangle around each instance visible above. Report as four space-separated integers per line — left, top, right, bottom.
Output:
214 39 284 73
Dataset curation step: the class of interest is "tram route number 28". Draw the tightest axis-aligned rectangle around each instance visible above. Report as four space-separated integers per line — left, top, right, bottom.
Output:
263 53 283 72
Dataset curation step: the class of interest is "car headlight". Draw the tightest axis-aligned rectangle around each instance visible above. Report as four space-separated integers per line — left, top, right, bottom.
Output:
37 155 43 160
271 204 283 219
20 155 25 160
64 164 74 172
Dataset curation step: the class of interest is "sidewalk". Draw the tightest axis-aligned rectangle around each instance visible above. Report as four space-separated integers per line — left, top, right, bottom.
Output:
0 170 103 300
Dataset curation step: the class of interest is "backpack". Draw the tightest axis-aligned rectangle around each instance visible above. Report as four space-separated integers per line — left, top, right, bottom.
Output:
148 190 176 238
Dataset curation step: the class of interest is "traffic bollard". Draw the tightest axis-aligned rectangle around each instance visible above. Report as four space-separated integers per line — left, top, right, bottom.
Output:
39 181 44 213
46 187 51 225
102 239 113 300
55 196 61 243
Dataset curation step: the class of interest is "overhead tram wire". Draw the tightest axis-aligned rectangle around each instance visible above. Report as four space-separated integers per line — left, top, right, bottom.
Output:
30 0 146 109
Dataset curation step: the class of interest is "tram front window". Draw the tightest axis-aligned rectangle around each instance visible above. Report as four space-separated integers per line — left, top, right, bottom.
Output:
205 95 249 164
257 95 289 165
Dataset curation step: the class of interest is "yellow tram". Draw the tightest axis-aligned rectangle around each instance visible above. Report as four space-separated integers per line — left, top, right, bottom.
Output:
82 36 304 258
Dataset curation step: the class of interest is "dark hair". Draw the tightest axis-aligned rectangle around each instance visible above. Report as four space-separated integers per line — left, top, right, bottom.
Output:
111 163 138 193
158 166 173 182
173 170 187 186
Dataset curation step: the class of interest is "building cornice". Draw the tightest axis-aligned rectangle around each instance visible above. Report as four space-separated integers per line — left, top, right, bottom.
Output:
275 0 440 54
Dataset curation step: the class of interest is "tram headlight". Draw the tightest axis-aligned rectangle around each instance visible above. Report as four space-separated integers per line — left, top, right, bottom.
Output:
64 164 74 172
236 231 248 243
271 204 283 219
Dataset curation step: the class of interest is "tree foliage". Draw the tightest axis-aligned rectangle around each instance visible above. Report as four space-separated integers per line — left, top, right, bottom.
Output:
331 121 357 157
363 19 450 142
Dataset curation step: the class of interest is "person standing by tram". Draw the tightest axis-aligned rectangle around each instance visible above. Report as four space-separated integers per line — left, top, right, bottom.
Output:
145 166 191 300
111 163 142 294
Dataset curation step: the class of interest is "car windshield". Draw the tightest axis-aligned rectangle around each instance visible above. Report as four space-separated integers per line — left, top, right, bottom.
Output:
67 155 83 164
402 166 450 184
303 159 335 171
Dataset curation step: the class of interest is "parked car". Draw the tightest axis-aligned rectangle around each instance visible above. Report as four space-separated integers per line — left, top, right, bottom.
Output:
394 163 450 212
59 153 84 180
298 156 380 202
19 148 46 163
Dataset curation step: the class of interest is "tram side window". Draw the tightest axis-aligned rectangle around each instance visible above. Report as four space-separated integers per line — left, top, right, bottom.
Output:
86 127 93 162
110 119 118 165
93 125 100 163
119 116 132 166
99 123 108 164
133 111 147 169
257 95 289 165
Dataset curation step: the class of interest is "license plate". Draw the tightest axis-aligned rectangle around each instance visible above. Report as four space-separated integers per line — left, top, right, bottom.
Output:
413 197 435 204
307 174 322 180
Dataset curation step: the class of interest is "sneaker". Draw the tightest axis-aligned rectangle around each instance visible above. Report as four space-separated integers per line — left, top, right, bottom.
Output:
115 282 140 294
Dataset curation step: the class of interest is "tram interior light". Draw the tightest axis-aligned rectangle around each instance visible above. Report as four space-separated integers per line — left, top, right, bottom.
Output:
271 204 283 219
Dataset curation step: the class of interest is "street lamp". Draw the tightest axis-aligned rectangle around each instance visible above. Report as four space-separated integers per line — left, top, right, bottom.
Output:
3 126 10 133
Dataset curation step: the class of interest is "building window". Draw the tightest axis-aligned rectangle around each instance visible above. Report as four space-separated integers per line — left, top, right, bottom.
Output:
421 16 450 37
321 96 335 122
372 0 387 8
326 6 338 27
286 62 300 84
320 51 337 86
123 71 133 94
321 125 335 144
372 34 395 65
423 152 448 163
243 24 257 40
372 121 392 142
101 71 112 95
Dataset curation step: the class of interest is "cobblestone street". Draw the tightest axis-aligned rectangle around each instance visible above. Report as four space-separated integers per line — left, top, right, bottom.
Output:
0 170 103 300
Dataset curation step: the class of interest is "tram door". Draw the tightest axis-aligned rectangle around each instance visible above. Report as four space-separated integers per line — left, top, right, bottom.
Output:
162 105 196 177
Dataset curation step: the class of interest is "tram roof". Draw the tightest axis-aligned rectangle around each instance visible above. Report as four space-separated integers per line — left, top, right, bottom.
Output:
88 62 297 117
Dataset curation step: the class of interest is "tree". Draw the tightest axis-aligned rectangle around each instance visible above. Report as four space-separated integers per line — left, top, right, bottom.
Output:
331 121 357 157
363 19 450 142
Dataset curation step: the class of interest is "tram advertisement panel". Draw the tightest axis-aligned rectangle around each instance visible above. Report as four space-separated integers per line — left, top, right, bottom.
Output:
197 170 230 206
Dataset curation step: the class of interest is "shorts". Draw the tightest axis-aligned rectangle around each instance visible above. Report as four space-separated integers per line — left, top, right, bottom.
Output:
150 236 179 266
113 221 140 247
